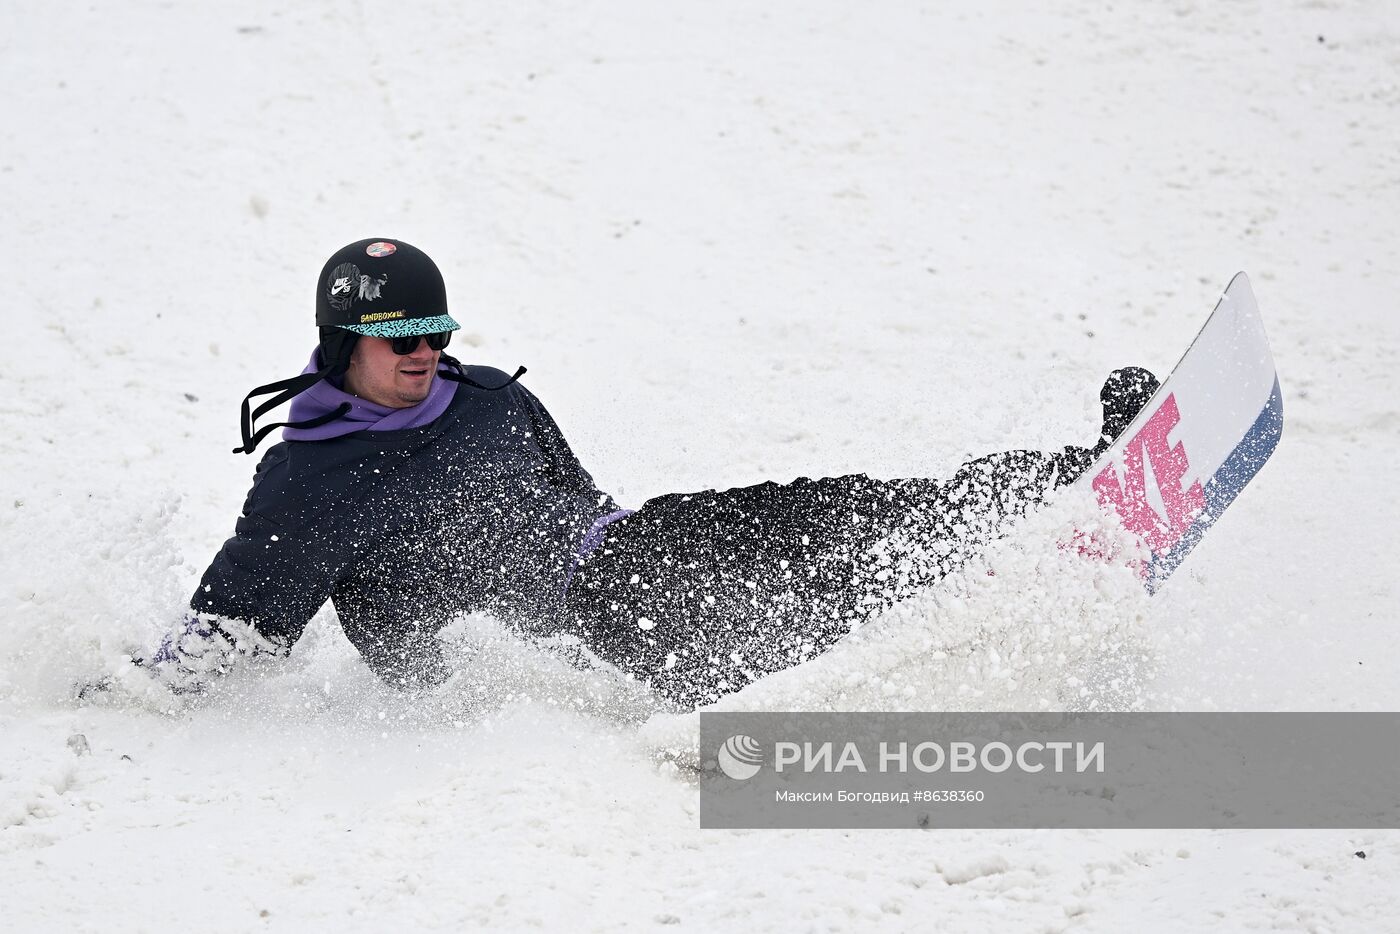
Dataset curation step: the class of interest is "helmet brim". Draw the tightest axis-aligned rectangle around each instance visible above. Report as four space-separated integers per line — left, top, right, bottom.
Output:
335 314 461 338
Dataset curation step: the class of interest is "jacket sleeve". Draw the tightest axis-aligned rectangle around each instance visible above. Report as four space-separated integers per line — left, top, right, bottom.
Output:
190 449 348 645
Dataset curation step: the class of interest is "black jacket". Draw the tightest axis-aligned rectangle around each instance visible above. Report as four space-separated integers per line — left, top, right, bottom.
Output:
192 367 618 685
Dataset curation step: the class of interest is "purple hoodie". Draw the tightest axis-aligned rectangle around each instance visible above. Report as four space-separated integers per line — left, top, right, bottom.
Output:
282 349 458 441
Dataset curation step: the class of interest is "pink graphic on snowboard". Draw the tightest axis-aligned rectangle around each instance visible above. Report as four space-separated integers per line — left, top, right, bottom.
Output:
1091 393 1205 555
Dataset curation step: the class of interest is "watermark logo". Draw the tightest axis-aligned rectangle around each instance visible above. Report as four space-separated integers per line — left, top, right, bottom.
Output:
701 712 1400 829
717 734 763 780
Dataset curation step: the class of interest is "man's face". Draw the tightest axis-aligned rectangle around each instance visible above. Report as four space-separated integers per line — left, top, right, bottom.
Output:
343 335 440 408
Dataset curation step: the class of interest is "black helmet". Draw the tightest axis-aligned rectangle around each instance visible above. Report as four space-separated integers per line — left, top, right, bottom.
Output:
230 238 522 456
315 238 460 338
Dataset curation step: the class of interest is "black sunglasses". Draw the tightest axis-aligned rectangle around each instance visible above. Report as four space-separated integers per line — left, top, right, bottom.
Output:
390 331 452 355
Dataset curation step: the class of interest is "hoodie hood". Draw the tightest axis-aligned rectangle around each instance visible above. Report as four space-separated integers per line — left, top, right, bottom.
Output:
282 348 459 441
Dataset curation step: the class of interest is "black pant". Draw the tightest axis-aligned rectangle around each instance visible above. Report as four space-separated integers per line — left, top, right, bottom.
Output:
563 447 1090 708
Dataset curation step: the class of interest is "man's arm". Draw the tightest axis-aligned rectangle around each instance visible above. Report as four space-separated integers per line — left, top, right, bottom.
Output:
82 475 348 700
165 451 351 688
190 507 342 642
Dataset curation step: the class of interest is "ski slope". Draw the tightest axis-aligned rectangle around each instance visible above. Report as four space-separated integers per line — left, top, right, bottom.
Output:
3 1 1399 930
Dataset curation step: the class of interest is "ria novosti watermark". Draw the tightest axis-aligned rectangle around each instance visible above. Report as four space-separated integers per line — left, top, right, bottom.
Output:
721 736 1104 779
698 712 1400 829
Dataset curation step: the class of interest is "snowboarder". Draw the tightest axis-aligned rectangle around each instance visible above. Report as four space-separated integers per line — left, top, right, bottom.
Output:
117 238 1158 709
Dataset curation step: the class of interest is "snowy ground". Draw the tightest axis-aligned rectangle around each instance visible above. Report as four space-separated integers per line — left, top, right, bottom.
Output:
4 0 1400 930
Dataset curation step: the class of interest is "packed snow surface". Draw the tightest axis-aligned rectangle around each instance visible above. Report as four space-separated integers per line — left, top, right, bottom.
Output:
3 0 1399 930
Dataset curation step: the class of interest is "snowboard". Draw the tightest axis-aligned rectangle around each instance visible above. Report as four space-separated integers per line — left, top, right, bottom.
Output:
1073 272 1283 593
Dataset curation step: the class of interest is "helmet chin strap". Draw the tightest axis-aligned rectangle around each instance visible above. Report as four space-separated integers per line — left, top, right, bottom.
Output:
437 354 527 392
231 330 359 455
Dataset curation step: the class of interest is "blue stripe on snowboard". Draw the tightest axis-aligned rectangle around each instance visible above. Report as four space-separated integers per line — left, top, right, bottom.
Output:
1146 376 1284 593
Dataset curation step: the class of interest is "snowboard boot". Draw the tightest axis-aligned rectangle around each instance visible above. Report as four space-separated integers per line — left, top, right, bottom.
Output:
1096 366 1160 453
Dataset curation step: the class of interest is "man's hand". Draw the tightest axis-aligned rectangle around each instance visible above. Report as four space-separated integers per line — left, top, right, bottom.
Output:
73 614 287 706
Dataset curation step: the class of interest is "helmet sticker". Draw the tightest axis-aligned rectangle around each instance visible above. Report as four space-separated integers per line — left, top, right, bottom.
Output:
358 272 388 301
366 241 397 258
326 263 389 312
